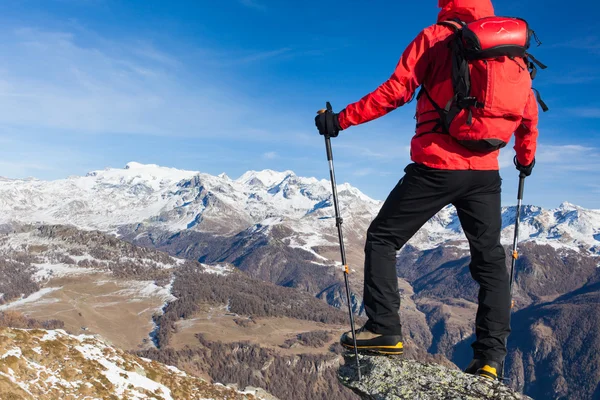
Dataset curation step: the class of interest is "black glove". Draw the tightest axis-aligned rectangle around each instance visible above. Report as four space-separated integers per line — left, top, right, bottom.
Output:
514 156 535 177
315 110 342 137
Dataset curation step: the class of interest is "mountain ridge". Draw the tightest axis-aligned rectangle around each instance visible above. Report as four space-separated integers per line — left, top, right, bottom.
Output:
0 162 598 257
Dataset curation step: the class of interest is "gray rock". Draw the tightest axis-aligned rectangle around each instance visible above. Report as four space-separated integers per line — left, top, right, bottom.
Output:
339 355 532 400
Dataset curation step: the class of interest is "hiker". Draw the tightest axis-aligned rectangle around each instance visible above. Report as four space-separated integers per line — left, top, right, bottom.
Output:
315 0 541 380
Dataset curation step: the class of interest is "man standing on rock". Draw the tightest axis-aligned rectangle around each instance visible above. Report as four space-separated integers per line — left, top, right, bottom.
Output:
315 0 540 380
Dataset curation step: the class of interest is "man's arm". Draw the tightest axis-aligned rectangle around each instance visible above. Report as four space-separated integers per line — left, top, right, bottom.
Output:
514 90 539 166
338 30 432 130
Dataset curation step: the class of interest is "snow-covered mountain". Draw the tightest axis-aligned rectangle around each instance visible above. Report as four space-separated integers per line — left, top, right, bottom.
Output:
1 163 599 400
1 162 599 256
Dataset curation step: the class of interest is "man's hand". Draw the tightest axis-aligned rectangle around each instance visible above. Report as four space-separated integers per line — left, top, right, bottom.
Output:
514 156 535 177
315 109 342 137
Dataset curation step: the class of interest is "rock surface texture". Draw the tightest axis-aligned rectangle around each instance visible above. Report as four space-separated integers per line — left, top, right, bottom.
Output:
339 355 532 400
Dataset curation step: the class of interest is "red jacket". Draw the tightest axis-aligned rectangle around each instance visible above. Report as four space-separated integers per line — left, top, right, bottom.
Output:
338 0 538 170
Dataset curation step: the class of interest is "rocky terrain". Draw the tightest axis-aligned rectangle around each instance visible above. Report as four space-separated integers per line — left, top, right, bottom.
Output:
339 354 532 400
0 327 275 399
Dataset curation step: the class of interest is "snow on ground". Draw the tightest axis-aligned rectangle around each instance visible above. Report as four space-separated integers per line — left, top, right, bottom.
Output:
111 280 177 304
201 263 233 276
0 287 62 310
1 347 22 359
40 330 61 341
76 342 174 400
33 262 97 281
117 256 181 269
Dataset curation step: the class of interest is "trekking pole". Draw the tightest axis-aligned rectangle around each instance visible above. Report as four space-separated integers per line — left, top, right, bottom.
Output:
502 158 530 381
318 102 361 380
510 170 527 300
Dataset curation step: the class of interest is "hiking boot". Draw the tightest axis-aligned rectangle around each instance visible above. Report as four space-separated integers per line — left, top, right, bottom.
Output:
340 325 403 355
465 359 501 381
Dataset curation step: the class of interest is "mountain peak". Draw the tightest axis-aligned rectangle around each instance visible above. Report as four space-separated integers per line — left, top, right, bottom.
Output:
125 161 160 170
237 169 296 187
84 162 198 185
559 201 578 210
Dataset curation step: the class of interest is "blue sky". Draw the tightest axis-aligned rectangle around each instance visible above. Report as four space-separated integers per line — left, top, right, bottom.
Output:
0 0 599 209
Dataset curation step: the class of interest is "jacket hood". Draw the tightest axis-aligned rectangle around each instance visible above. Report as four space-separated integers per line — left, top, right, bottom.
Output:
438 0 495 23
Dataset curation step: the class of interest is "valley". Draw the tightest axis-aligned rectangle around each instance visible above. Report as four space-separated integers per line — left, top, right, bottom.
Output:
0 163 599 399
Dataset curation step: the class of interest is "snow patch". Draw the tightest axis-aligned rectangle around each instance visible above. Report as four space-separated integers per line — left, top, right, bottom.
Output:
2 347 22 359
75 342 174 400
33 263 96 281
0 287 62 310
40 330 60 341
201 264 232 276
113 281 176 303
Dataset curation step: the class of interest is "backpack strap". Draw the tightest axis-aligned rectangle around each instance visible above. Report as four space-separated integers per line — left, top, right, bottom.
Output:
446 30 484 127
532 88 549 112
416 87 446 134
524 53 549 112
417 20 485 136
526 53 547 70
437 20 465 32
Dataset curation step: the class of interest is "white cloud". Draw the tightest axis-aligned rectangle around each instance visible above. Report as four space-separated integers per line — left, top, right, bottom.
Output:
548 36 600 53
568 108 600 119
263 151 278 159
0 160 54 177
335 141 411 161
239 0 267 11
588 183 600 194
353 168 374 177
536 144 600 170
0 27 293 140
237 48 291 64
499 143 600 171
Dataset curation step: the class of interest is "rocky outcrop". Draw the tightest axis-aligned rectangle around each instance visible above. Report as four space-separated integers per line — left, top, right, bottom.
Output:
0 327 275 400
339 354 531 400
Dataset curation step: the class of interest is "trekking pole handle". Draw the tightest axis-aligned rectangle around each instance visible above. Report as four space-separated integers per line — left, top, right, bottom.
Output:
317 101 333 115
318 102 335 161
513 156 532 200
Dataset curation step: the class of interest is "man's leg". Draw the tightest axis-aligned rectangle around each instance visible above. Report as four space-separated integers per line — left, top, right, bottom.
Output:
454 171 510 365
363 164 456 335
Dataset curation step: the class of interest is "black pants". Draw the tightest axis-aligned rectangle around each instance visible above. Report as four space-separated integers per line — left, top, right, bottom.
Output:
363 163 510 363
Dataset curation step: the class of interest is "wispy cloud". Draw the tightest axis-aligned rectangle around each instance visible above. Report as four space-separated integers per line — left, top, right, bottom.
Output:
335 141 411 161
239 0 266 11
499 143 600 174
0 160 54 176
0 27 296 139
547 36 600 54
587 183 600 194
545 70 600 85
497 142 600 208
353 168 374 177
200 47 293 67
238 48 291 64
352 168 393 177
568 107 600 118
263 151 278 159
536 144 600 172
